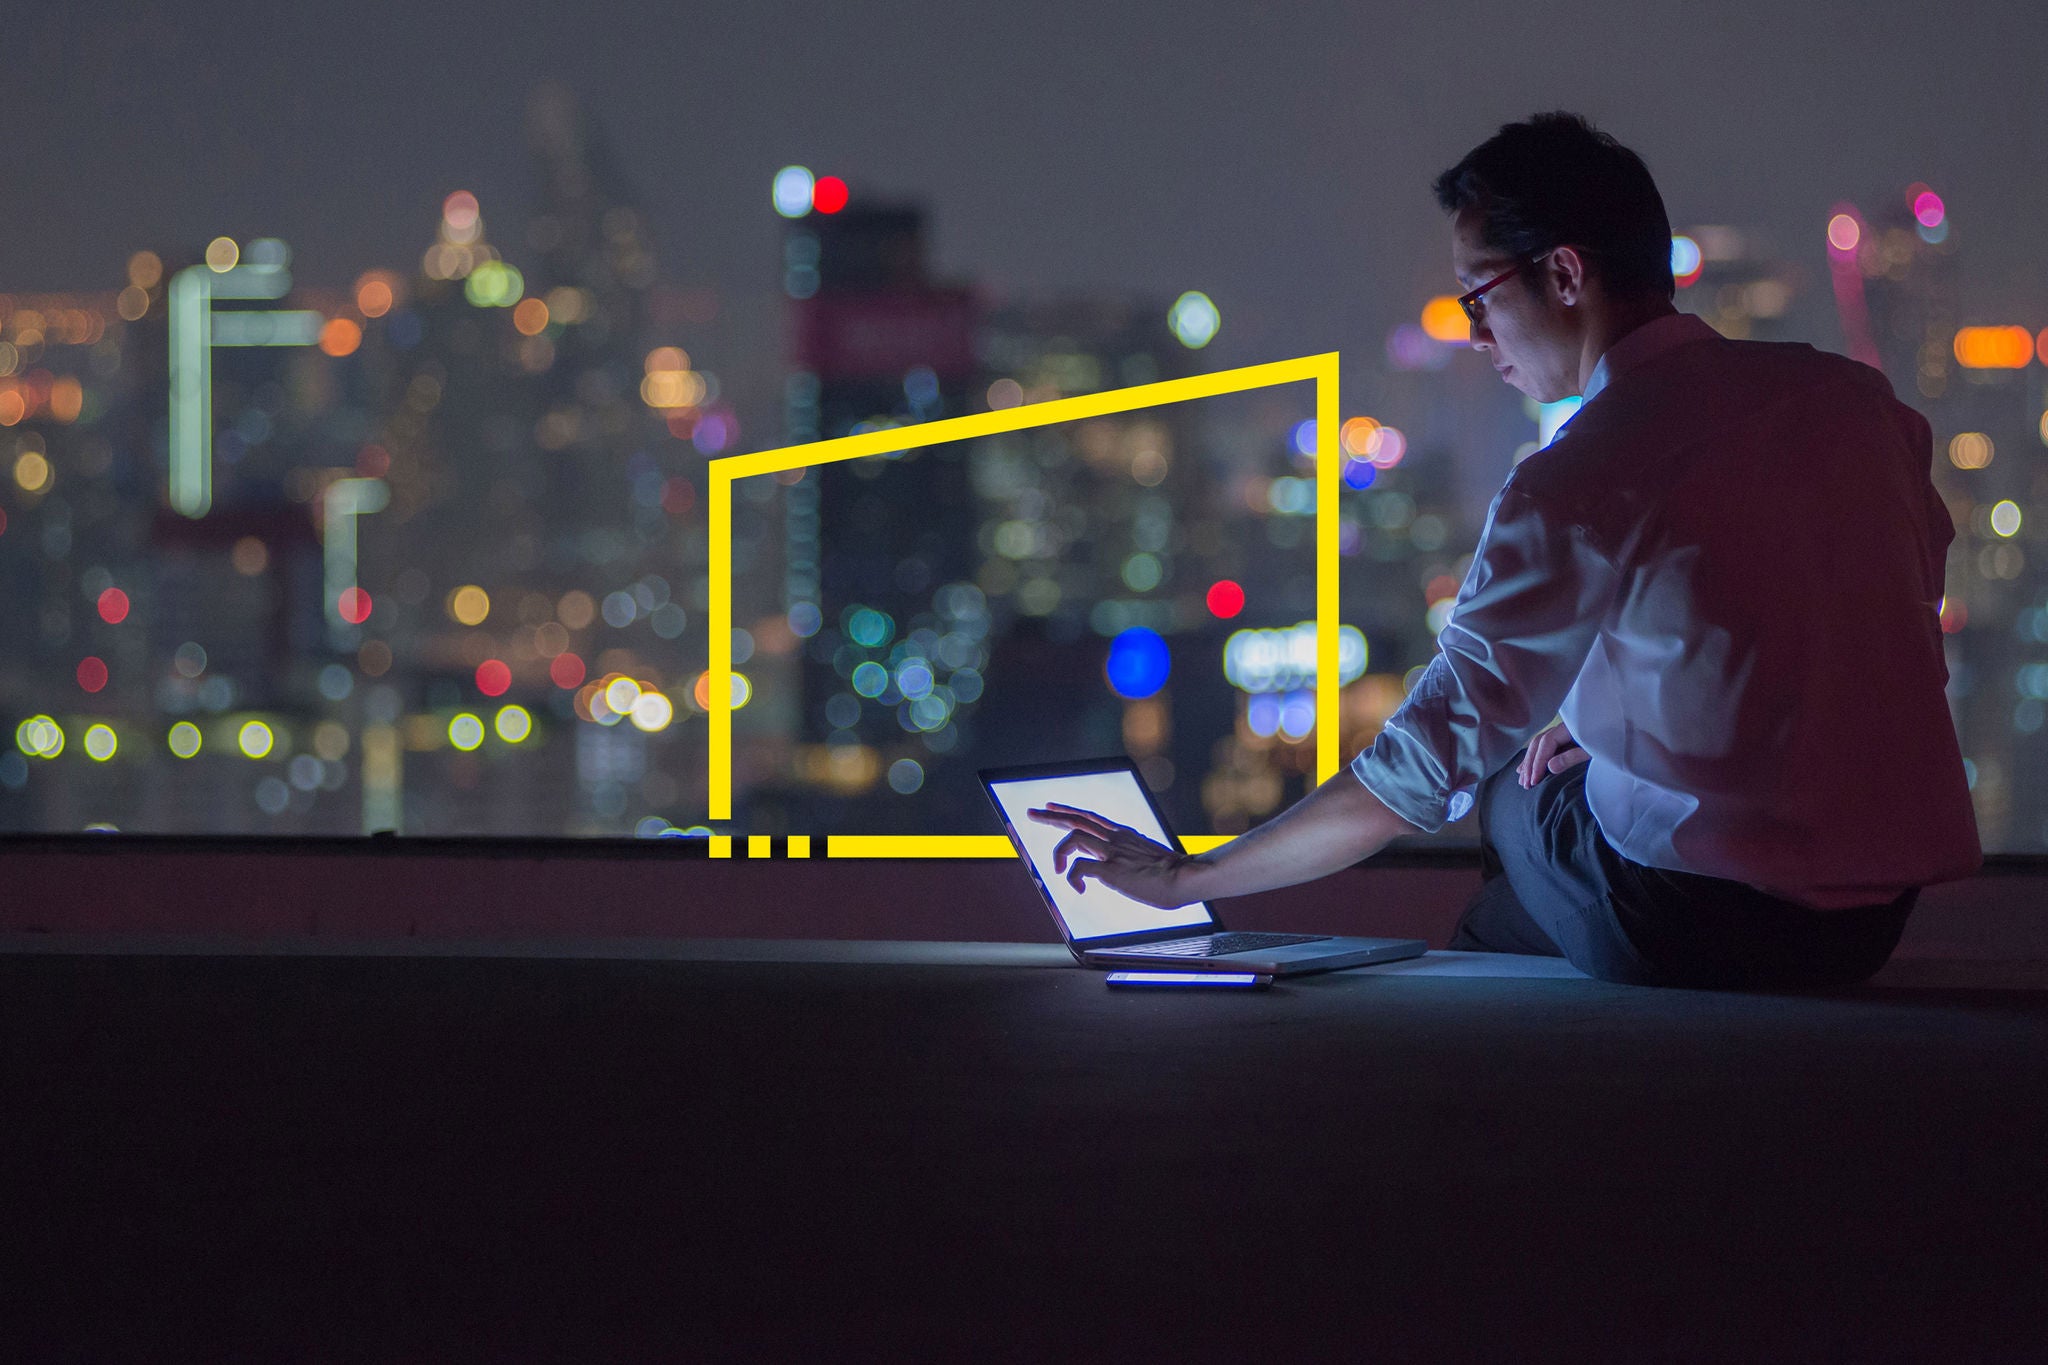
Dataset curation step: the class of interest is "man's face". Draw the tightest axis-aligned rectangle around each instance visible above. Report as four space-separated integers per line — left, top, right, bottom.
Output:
1451 206 1583 402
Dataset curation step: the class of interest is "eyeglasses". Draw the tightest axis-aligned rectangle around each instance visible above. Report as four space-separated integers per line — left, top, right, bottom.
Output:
1456 246 1586 328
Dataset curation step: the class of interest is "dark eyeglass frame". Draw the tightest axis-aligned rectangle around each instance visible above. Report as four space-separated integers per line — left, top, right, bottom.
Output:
1457 246 1589 327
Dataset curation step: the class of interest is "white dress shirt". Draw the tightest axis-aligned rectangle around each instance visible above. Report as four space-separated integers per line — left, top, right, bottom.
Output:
1351 312 1982 909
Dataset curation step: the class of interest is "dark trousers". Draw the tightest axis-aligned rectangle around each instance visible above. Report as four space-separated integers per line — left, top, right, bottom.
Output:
1448 752 1916 989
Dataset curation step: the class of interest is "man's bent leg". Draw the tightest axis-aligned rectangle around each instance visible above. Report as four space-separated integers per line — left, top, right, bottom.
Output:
1468 759 1659 982
1447 755 1567 957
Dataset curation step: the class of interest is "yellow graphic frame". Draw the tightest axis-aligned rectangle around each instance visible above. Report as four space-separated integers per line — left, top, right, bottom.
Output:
706 351 1341 858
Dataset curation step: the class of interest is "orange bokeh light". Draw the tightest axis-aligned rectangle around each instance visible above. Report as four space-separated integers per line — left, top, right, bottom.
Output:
1420 296 1472 343
1953 326 2033 370
319 318 363 357
355 276 395 318
513 297 550 336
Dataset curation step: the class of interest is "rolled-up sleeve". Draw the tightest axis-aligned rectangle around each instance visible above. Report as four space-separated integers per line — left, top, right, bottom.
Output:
1351 479 1617 833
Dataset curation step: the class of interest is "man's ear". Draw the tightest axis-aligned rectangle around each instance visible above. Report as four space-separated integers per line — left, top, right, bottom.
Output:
1547 246 1590 308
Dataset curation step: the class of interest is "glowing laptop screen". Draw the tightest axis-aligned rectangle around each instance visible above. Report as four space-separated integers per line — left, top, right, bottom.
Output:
987 769 1215 942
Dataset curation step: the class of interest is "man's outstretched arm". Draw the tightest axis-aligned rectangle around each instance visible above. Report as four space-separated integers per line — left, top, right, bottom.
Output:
1030 771 1424 908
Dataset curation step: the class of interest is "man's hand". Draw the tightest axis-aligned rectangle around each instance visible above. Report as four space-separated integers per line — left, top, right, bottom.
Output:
1026 802 1195 907
1519 720 1588 788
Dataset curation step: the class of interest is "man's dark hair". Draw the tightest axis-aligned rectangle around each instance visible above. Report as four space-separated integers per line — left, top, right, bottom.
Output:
1434 112 1674 301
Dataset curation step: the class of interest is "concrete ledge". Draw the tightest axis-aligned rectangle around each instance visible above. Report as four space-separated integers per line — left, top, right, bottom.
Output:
1 835 2042 963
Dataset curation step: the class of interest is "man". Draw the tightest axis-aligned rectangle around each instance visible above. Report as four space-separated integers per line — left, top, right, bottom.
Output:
1031 112 1980 989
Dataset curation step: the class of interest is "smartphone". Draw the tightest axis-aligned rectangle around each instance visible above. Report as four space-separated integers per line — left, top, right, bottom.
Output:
1104 971 1273 990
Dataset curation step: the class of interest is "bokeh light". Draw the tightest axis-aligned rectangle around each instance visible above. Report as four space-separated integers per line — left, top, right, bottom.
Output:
238 721 274 759
812 175 849 214
1168 291 1220 349
773 166 815 218
630 691 675 732
337 587 372 624
495 705 533 743
449 585 491 625
1948 433 1994 470
1339 416 1381 457
1106 627 1170 699
1206 580 1245 618
16 716 64 758
319 318 362 357
476 659 512 696
1420 296 1471 343
1990 501 2023 538
1953 327 2032 370
14 450 51 492
168 721 202 758
449 714 485 751
97 588 130 624
513 297 550 335
549 653 586 689
205 237 240 272
77 656 108 693
1670 235 1703 286
83 724 117 761
1911 189 1945 228
1826 214 1860 254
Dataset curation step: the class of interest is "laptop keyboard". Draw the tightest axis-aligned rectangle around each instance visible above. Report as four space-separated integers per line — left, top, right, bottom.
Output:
1113 932 1332 959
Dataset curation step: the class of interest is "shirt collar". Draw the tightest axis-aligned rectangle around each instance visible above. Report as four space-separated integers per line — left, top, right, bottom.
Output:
1581 312 1719 404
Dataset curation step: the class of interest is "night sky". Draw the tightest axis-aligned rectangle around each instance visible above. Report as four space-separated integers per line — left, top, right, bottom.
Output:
5 0 2044 391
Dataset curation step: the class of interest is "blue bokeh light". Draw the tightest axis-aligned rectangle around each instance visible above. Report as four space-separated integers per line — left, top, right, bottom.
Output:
1105 627 1171 699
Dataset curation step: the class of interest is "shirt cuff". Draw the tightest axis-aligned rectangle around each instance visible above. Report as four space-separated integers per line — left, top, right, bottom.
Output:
1351 739 1460 834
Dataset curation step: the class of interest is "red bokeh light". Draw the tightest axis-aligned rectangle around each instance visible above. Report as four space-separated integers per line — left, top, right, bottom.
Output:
661 477 696 517
476 659 512 697
356 444 391 478
1939 597 1967 635
549 653 586 690
337 587 373 624
812 176 849 214
97 588 130 624
0 507 9 537
77 656 109 693
1205 579 1245 618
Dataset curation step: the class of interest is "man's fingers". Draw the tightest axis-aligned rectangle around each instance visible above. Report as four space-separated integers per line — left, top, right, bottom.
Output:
1029 804 1117 837
1548 747 1590 773
1066 856 1105 893
1052 828 1106 874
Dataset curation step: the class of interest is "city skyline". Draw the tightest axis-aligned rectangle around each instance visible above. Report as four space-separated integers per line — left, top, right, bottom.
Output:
4 1 2044 370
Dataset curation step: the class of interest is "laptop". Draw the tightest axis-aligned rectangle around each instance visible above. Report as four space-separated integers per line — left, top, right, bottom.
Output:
980 756 1427 977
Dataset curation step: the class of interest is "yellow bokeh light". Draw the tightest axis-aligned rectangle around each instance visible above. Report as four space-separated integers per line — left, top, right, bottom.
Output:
1948 432 1994 470
16 715 64 758
1420 296 1472 343
449 714 485 751
168 721 203 758
640 370 706 409
494 705 533 743
205 237 240 272
83 724 118 761
238 720 274 759
1953 326 2033 370
448 585 491 626
14 450 51 492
